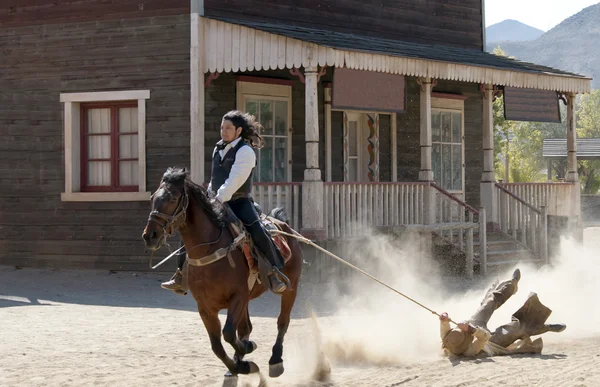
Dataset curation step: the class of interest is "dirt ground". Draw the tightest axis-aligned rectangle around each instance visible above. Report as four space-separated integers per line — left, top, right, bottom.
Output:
2 229 600 387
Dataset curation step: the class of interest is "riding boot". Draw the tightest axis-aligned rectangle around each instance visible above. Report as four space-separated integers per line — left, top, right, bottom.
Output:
160 246 188 295
267 248 288 294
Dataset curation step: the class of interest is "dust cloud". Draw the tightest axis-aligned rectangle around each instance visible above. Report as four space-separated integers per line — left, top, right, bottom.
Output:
300 227 600 373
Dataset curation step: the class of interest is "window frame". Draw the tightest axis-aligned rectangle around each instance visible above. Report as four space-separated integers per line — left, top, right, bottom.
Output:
80 101 139 193
236 77 293 183
431 96 465 195
60 90 151 202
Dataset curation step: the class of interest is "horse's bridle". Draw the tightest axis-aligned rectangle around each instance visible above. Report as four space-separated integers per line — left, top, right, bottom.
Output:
148 188 189 243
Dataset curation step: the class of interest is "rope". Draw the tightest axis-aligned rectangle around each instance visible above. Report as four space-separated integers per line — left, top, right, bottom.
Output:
270 229 459 326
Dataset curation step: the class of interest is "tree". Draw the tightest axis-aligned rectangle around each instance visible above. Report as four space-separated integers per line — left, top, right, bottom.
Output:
575 90 600 194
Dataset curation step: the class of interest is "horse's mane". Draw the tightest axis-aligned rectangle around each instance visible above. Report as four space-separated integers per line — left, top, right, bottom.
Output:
161 167 228 228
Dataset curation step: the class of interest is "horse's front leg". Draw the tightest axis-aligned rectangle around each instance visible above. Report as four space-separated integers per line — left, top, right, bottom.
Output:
198 307 258 377
223 296 257 365
269 289 297 378
235 306 255 362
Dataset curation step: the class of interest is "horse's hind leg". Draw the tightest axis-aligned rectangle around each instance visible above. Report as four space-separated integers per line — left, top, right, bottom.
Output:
235 306 256 361
269 289 297 378
199 308 258 377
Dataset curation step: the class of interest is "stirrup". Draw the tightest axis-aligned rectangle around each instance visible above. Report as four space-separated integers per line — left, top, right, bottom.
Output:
271 267 291 290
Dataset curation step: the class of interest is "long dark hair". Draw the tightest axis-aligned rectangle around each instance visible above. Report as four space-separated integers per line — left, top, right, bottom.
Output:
222 110 264 149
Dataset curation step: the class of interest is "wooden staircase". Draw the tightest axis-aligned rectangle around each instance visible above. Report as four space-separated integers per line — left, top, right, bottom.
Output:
434 228 544 276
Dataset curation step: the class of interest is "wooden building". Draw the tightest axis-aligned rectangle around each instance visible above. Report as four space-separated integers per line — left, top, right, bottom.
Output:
0 1 592 275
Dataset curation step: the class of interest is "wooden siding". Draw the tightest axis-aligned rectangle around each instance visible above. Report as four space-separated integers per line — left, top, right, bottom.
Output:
0 0 189 27
0 15 191 270
204 0 483 49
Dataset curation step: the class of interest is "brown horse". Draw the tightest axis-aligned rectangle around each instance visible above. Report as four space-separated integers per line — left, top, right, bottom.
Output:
141 167 303 380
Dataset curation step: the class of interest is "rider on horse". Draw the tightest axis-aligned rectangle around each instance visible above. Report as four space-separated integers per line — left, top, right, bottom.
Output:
161 110 288 294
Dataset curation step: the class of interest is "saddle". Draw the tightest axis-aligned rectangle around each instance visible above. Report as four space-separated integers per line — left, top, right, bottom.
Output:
224 204 292 291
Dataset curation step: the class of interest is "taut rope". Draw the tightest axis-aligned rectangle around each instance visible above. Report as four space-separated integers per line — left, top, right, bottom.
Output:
270 229 458 326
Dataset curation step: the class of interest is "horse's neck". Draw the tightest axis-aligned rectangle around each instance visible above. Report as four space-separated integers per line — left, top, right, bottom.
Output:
179 200 230 257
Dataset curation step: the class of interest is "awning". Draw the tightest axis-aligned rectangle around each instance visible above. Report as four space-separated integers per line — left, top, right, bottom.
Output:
543 138 600 159
202 16 592 94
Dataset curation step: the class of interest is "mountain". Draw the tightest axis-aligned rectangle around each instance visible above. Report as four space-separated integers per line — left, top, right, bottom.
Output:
486 19 545 43
485 3 600 88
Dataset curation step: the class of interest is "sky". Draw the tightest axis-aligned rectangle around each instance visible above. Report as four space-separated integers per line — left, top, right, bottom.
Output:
485 0 600 31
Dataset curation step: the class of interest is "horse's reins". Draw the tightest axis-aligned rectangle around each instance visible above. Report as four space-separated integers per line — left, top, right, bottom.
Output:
269 229 459 326
147 187 232 269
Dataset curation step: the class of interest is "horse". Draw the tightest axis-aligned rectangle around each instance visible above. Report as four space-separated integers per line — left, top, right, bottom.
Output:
141 167 303 380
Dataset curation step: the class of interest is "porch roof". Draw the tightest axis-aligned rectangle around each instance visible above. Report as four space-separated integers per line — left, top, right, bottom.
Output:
543 138 600 159
202 16 592 94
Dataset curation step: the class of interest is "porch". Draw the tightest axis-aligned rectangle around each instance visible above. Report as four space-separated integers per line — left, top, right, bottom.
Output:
191 15 591 277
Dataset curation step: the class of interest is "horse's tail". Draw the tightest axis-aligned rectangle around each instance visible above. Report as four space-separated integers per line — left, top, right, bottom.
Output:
269 207 290 225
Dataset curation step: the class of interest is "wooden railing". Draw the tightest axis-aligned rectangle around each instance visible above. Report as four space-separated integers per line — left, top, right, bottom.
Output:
323 182 429 239
495 183 548 264
252 183 301 230
497 182 574 216
429 183 482 278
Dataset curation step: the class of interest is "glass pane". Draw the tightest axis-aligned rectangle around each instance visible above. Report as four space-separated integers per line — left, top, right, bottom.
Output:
119 161 138 186
88 135 110 159
246 99 259 117
441 112 452 142
442 144 451 189
348 159 358 182
259 101 273 136
431 111 441 142
87 108 111 134
259 137 273 182
432 143 441 184
452 144 463 191
119 134 138 159
274 101 288 136
88 161 111 186
119 107 138 133
452 112 461 143
274 137 287 182
348 121 358 157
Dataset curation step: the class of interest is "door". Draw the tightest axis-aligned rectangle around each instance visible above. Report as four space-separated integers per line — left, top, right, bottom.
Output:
343 111 379 182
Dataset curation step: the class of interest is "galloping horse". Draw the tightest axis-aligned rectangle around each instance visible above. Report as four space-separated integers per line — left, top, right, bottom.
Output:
141 167 303 379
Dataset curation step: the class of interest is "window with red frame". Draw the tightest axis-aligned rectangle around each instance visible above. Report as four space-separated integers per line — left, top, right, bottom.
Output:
80 102 139 192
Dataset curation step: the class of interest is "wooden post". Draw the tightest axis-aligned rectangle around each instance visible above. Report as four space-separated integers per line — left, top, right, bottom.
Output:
481 84 497 224
301 66 325 239
418 77 433 182
479 207 487 276
566 92 582 238
190 1 205 184
324 82 332 182
391 114 398 182
466 211 474 279
540 205 549 265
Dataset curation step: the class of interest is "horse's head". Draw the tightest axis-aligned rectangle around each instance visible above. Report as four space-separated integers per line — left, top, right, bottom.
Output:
142 167 189 250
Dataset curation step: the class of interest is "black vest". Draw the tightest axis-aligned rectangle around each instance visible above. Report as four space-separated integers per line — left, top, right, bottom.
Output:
210 140 254 200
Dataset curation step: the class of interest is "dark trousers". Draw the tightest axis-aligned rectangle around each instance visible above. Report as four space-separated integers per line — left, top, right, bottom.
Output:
176 197 282 270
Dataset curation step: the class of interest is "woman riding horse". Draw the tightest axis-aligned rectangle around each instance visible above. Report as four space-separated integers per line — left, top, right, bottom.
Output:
161 110 288 294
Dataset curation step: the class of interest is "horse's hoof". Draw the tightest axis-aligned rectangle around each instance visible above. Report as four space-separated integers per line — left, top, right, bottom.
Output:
221 373 239 387
247 361 260 374
224 370 237 378
269 362 284 378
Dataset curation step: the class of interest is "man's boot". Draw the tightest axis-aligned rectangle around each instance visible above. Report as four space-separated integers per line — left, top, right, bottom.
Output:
161 268 186 295
268 268 288 294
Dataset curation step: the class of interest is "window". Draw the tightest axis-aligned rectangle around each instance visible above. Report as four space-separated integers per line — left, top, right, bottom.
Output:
236 77 292 183
431 96 464 193
60 90 151 201
81 102 139 192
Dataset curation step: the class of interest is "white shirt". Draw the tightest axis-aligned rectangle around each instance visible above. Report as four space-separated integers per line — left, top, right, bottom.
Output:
208 137 256 203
